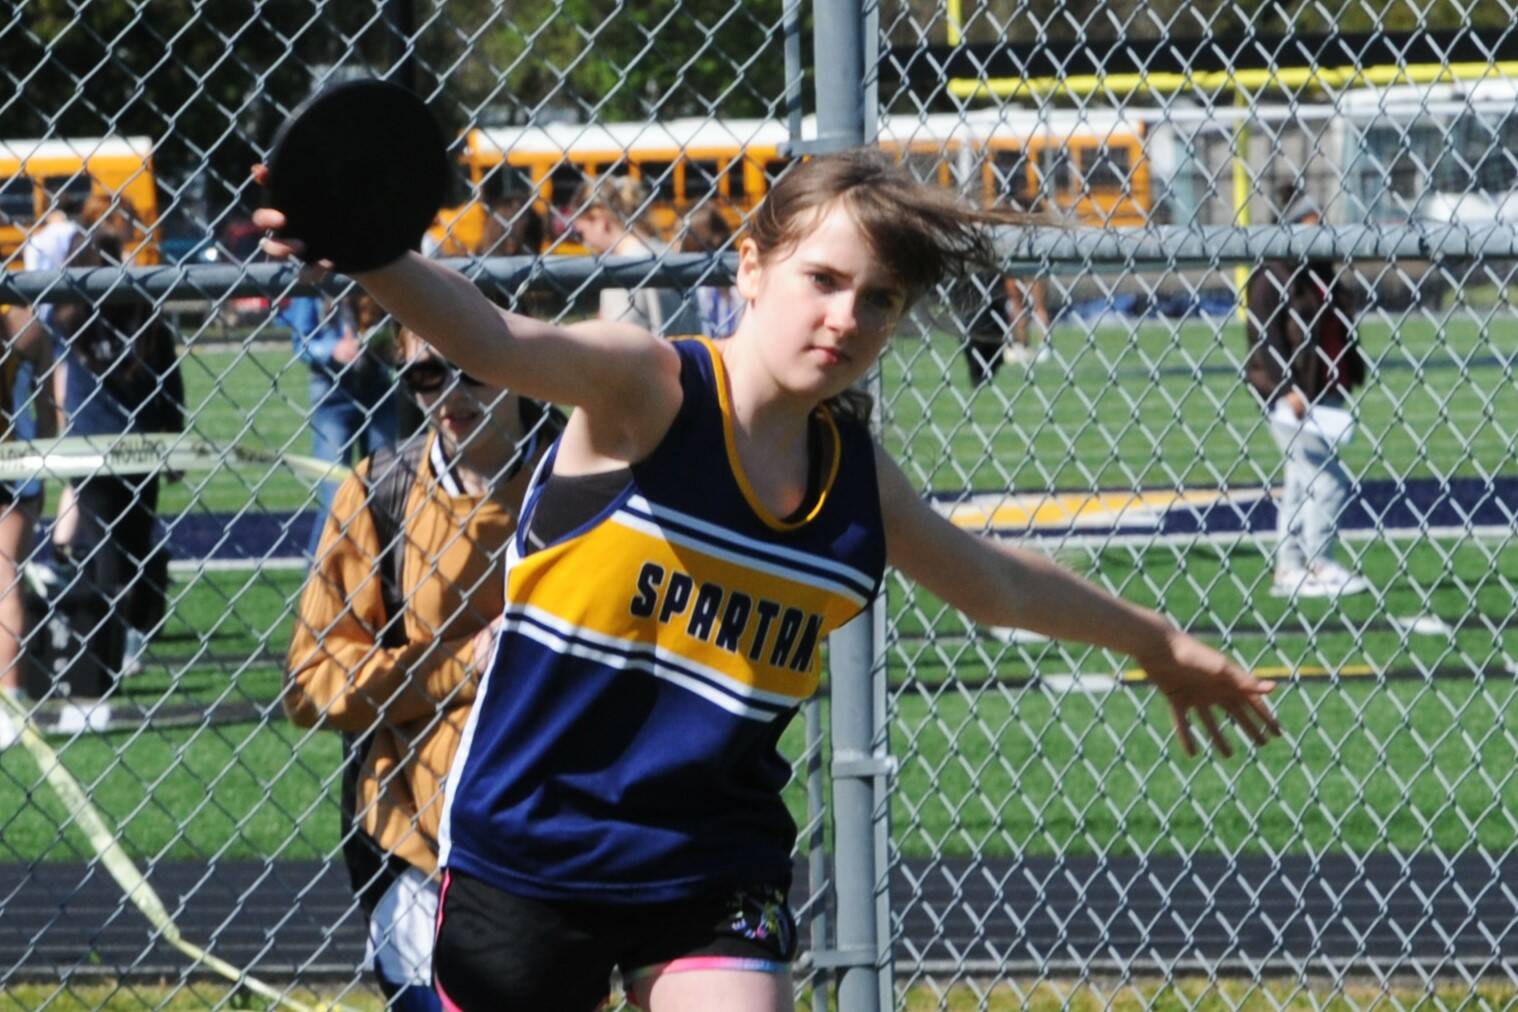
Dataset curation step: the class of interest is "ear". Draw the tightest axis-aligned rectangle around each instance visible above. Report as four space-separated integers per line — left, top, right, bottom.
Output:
735 237 764 303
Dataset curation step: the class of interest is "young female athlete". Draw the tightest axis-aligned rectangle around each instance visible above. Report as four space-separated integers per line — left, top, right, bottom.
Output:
254 150 1280 1012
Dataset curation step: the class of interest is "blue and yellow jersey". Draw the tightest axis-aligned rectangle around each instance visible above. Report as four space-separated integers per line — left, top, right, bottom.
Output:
438 337 885 903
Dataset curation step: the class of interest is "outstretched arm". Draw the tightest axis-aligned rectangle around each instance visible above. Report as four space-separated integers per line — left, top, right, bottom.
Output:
875 445 1281 757
252 166 682 465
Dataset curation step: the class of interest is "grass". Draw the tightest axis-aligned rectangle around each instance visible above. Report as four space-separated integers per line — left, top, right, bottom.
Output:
2 530 1513 863
885 312 1518 493
2 314 1514 864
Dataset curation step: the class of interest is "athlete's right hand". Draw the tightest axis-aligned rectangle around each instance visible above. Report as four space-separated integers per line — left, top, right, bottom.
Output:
249 163 333 281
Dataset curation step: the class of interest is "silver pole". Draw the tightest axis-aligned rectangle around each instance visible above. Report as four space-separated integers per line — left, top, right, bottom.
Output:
808 3 879 1008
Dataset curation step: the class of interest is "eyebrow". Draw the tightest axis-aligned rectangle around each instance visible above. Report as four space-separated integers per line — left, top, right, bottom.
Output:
801 260 903 295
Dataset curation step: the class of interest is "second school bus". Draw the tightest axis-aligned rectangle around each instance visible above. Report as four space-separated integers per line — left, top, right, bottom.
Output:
0 136 160 266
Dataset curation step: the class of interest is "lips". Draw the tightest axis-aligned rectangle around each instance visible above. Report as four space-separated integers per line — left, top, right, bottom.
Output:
810 346 850 366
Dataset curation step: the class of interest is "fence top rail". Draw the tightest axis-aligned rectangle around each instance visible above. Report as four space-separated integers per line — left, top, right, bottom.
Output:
3 224 1517 304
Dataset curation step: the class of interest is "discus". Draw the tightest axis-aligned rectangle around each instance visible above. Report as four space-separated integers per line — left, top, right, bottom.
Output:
266 78 448 273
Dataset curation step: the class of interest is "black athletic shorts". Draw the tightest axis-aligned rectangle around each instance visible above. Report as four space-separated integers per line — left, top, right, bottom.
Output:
432 868 798 1012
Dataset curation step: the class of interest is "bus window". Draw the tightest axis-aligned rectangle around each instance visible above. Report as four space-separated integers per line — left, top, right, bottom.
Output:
901 150 940 184
685 159 722 203
762 157 792 187
989 148 1030 203
1080 145 1133 193
1036 146 1073 198
0 176 33 225
38 173 93 214
548 162 592 209
636 160 677 201
727 158 748 200
483 163 532 203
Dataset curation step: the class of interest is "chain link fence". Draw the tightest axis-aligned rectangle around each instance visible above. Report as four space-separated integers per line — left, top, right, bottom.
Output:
2 1 1516 1009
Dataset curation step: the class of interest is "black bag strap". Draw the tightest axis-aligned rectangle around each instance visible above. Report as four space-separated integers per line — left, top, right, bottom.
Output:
339 435 427 908
359 437 426 650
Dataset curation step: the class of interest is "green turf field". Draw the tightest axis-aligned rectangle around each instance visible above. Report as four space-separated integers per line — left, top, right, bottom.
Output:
1 312 1514 867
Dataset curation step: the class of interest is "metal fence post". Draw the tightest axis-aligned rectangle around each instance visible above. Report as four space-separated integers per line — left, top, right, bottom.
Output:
806 4 885 1010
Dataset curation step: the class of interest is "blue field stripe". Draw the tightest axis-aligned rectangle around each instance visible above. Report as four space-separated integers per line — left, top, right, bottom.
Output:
129 475 1518 563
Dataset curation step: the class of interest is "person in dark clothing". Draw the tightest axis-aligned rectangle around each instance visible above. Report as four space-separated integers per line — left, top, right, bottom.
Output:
1244 187 1369 599
51 251 186 694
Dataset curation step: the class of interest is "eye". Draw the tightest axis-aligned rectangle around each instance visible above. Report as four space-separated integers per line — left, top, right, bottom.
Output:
807 271 835 291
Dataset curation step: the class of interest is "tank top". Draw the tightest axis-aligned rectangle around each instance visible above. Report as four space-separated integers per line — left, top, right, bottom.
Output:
438 336 886 903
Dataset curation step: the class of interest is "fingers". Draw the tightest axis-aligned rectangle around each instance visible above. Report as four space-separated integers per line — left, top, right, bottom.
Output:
1224 701 1270 747
1249 693 1284 738
1169 698 1197 758
1197 706 1233 758
251 207 285 230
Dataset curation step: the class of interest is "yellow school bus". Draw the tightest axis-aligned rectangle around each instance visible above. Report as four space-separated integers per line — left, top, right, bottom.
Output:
0 136 160 267
429 118 797 255
425 112 1154 254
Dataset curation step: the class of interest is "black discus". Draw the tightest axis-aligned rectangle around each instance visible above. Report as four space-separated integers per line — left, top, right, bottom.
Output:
266 79 448 273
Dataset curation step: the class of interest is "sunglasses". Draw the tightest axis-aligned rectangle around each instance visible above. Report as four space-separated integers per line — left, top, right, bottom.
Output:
399 359 489 395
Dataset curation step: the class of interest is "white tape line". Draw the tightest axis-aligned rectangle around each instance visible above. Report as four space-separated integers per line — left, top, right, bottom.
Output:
0 689 330 1011
0 434 352 484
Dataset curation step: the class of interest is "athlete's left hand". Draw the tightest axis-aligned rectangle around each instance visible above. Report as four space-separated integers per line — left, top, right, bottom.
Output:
1133 630 1282 758
468 617 503 680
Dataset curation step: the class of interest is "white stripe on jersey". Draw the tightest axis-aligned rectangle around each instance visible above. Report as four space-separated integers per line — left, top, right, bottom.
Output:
625 494 876 593
504 603 806 717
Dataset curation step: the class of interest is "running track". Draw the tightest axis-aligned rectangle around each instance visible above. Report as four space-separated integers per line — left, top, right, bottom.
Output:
4 853 1515 981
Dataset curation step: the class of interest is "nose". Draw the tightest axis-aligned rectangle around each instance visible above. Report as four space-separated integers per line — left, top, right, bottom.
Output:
824 291 858 334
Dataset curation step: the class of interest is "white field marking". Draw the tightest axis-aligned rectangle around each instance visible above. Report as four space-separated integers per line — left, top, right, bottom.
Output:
1389 614 1456 637
168 557 310 574
1040 673 1119 694
986 626 1050 645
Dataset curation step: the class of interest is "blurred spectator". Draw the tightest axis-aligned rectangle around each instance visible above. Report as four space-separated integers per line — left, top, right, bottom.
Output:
1246 185 1369 599
49 244 185 699
569 175 701 335
480 196 558 321
80 191 145 264
957 273 1013 386
0 304 57 748
17 190 90 435
1004 272 1051 365
481 195 546 258
285 325 561 1006
281 291 398 556
680 203 742 339
958 194 1052 384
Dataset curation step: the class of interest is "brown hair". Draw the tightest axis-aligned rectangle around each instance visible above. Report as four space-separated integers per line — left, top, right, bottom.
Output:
748 148 1029 305
483 196 546 256
680 203 734 253
750 148 1030 422
570 174 655 238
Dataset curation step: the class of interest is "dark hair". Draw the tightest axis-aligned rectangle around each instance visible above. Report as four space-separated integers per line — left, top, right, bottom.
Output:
486 196 546 256
748 148 1028 305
